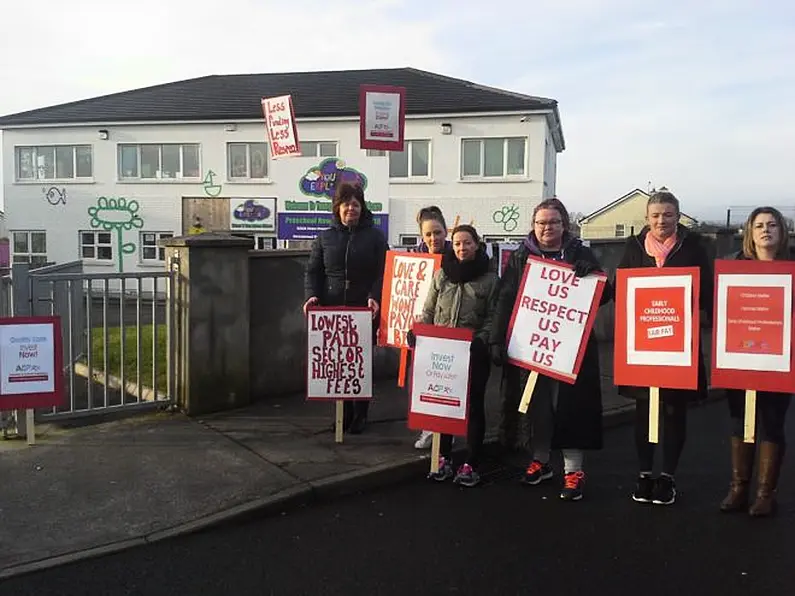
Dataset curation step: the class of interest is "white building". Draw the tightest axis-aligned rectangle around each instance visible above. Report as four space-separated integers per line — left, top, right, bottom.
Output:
0 68 564 273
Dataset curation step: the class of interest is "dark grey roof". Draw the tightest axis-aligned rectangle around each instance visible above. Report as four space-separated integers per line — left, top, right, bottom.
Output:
0 68 563 146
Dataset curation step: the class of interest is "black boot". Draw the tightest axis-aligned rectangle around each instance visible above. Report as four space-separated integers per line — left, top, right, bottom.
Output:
349 401 370 434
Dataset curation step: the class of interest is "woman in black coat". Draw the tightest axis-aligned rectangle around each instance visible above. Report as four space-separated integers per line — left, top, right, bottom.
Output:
490 198 612 501
303 182 388 434
719 206 792 517
616 189 713 507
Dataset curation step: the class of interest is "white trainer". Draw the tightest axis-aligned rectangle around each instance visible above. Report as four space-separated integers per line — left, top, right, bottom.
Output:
414 430 433 449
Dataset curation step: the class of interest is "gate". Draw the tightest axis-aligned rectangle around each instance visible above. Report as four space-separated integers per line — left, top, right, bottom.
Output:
8 261 182 421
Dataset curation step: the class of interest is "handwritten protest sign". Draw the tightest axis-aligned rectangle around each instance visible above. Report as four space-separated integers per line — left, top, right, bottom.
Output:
711 260 795 442
359 84 406 151
261 95 300 158
0 316 65 446
615 267 700 442
379 251 442 348
506 257 606 413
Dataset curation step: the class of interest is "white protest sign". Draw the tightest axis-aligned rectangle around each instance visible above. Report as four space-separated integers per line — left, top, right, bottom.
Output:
306 308 372 399
261 95 300 158
0 322 56 395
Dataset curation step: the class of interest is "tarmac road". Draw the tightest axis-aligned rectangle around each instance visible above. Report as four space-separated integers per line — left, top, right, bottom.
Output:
2 400 793 596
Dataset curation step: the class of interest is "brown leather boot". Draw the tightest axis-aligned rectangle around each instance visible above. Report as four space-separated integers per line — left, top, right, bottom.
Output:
720 437 755 512
749 441 783 517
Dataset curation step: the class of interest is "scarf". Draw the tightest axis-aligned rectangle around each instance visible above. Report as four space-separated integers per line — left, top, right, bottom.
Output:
644 232 678 267
442 247 490 283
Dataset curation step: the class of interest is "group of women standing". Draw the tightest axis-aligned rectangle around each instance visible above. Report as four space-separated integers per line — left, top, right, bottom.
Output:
304 182 791 516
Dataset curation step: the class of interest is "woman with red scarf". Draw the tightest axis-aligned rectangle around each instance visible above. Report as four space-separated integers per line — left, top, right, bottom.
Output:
616 189 713 506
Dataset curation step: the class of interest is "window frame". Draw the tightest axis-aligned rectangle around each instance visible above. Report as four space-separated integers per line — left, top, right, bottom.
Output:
14 145 94 182
459 137 528 180
117 143 202 181
388 139 432 181
139 231 174 264
398 234 420 247
79 230 114 263
10 230 48 266
299 141 339 158
226 142 270 181
614 224 626 238
365 149 387 157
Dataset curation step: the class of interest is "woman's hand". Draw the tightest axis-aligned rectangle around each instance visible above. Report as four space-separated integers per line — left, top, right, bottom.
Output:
302 296 319 316
368 298 380 318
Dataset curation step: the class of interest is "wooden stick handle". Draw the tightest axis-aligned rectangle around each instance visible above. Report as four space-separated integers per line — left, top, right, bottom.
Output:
430 433 441 474
26 409 36 446
648 387 660 444
743 389 757 444
335 400 344 444
518 370 540 414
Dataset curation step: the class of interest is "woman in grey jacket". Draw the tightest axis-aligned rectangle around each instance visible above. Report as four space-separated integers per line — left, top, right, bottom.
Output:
408 224 499 487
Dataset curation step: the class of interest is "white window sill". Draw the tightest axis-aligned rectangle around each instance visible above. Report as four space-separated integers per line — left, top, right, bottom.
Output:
139 261 167 268
81 259 115 267
117 178 203 184
15 178 95 185
389 178 435 184
226 178 274 184
458 177 531 183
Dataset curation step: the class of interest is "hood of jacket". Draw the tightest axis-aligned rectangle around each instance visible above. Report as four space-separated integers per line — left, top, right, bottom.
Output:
523 232 583 262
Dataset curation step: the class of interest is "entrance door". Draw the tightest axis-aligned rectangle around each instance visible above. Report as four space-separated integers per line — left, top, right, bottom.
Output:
181 198 230 234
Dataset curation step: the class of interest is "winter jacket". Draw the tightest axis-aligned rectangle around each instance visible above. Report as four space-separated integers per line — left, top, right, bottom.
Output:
304 209 389 308
616 224 713 402
490 233 612 451
421 248 498 344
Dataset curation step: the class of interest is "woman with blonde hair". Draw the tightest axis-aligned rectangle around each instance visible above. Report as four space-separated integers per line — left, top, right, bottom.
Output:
720 206 792 517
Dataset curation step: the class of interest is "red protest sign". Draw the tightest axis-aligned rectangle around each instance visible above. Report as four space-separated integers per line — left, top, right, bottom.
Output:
497 243 519 277
359 84 406 152
306 307 372 400
711 259 795 394
407 324 473 437
505 257 606 383
614 267 701 389
378 251 442 348
261 95 300 158
0 316 65 410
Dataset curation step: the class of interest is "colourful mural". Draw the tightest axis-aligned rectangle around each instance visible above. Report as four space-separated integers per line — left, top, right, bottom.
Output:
87 197 144 272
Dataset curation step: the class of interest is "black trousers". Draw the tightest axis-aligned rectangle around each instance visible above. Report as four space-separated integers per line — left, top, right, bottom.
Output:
440 349 490 467
635 397 687 476
728 391 791 446
343 400 369 427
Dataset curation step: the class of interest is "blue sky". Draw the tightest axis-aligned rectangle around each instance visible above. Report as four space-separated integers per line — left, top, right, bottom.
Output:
1 0 792 221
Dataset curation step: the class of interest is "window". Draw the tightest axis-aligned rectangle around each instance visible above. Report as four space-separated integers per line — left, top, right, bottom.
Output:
254 235 277 250
11 231 48 265
15 146 93 181
461 138 526 178
227 143 269 179
398 235 419 247
140 232 173 262
80 231 113 261
389 140 430 179
366 149 386 157
300 141 338 157
118 144 201 180
614 224 625 238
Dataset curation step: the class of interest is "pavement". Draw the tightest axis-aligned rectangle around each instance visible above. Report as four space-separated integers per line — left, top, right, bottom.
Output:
2 399 790 596
0 341 707 581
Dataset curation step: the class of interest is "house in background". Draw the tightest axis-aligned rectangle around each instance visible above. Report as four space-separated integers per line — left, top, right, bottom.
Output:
0 67 564 273
578 187 698 240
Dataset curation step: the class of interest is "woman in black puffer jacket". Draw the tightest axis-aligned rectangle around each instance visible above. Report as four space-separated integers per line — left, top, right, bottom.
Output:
303 182 389 434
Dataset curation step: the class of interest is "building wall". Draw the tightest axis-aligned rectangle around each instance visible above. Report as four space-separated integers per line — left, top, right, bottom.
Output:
2 113 557 271
580 191 697 240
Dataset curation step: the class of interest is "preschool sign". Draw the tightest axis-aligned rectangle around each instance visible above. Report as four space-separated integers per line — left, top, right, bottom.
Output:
270 156 390 241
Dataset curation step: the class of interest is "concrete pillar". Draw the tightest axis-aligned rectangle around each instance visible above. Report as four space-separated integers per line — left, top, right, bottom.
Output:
161 233 252 416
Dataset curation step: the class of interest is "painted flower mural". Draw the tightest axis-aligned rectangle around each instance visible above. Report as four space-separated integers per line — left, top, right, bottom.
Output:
87 197 145 272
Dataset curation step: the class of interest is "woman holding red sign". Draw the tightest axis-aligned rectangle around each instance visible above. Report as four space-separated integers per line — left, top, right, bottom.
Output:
411 206 453 450
720 206 792 517
616 189 713 506
407 224 498 487
303 182 389 435
489 197 611 501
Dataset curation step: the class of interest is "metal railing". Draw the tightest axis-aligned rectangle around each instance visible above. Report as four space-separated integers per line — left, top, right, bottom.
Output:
19 264 179 420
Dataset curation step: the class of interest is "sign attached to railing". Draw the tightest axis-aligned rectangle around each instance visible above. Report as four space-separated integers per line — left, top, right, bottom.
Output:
0 316 64 410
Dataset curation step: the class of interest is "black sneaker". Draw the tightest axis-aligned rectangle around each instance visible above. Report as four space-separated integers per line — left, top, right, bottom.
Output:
522 460 554 485
632 474 655 503
560 471 586 501
652 475 676 505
